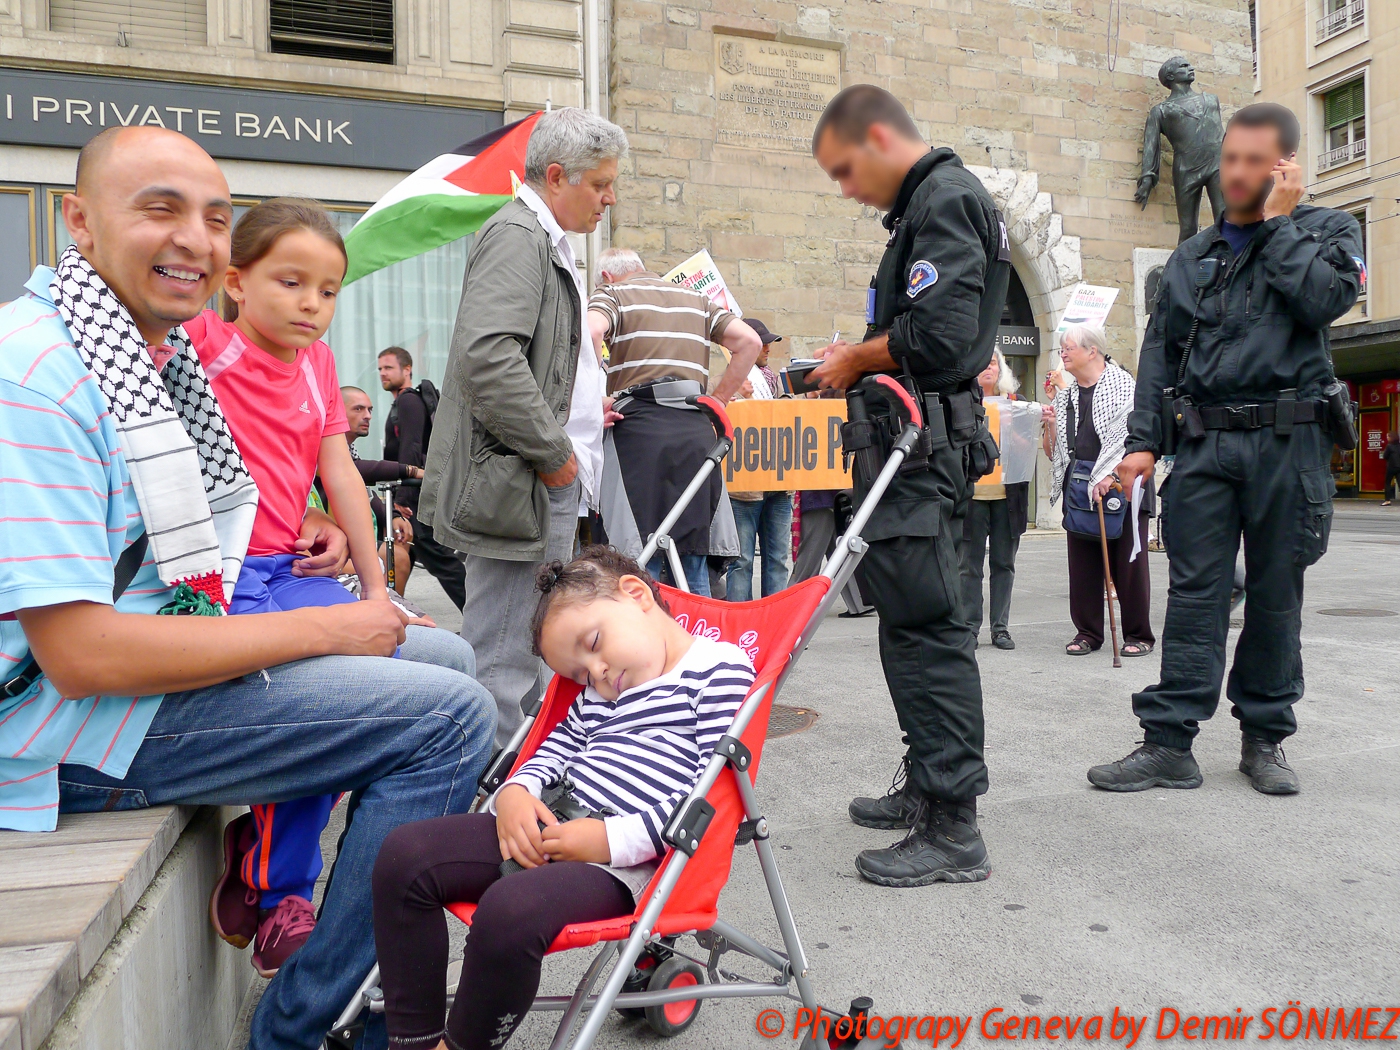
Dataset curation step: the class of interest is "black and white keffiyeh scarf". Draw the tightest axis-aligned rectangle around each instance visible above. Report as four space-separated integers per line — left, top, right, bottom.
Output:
51 245 259 606
1050 359 1136 506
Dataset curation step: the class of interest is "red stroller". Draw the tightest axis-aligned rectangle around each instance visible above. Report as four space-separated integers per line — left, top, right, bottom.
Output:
328 379 925 1050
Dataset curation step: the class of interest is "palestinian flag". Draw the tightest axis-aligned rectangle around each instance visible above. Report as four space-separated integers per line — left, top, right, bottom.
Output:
343 112 541 284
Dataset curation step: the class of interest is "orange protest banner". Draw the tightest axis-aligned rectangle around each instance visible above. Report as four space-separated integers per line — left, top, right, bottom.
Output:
723 399 850 492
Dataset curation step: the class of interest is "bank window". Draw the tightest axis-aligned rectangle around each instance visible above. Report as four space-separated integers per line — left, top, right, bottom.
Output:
49 0 208 47
322 209 468 457
269 0 395 64
1319 78 1366 172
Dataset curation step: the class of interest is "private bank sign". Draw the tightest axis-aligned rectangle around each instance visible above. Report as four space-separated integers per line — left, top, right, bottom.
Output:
0 67 501 170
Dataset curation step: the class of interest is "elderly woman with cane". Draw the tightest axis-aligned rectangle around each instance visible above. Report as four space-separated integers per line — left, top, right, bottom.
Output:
1043 325 1156 658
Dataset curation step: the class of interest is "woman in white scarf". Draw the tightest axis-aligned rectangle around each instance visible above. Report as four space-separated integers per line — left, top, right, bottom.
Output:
1042 325 1156 658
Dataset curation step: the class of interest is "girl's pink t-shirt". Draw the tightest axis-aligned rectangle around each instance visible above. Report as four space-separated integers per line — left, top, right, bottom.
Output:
186 310 349 557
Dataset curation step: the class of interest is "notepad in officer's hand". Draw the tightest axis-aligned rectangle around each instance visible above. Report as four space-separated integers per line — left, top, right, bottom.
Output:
780 360 823 396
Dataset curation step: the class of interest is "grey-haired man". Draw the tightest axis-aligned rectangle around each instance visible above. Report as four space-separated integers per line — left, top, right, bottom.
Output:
421 107 628 746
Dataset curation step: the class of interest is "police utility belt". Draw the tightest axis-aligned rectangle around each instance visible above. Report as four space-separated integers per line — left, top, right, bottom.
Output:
842 376 998 485
1162 389 1342 452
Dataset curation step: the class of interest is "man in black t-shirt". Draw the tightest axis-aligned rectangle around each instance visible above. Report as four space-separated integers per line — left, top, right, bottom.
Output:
378 347 466 610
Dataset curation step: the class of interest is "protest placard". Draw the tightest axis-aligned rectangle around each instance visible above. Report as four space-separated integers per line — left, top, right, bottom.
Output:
1055 283 1119 333
661 249 744 316
724 399 849 491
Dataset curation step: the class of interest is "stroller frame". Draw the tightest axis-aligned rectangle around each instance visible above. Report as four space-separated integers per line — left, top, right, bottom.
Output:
327 379 923 1050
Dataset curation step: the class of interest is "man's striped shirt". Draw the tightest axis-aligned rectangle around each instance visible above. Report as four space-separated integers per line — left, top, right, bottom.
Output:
506 636 754 871
587 272 737 395
0 269 176 830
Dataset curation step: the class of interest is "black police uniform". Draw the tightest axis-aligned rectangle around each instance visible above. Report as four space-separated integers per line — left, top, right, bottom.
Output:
853 148 1011 806
1125 206 1362 752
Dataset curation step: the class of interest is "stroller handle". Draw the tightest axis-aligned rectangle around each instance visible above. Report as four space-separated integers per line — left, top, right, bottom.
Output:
686 393 735 466
858 373 923 430
686 394 734 442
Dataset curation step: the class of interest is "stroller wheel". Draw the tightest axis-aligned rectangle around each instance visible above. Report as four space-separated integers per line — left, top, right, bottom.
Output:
618 943 665 1019
643 957 705 1036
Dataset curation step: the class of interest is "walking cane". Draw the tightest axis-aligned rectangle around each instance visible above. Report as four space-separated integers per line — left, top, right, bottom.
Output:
1097 495 1122 668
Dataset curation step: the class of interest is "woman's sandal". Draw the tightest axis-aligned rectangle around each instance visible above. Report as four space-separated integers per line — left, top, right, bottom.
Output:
1120 641 1154 657
1065 637 1097 656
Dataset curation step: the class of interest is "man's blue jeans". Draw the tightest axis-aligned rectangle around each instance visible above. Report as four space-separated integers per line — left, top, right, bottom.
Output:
56 626 496 1050
727 493 793 601
647 552 711 596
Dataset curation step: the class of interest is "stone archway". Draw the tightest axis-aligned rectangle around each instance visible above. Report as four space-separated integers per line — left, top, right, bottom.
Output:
968 165 1081 529
970 164 1083 330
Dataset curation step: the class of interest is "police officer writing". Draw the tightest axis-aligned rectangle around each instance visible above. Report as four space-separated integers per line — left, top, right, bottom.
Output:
810 85 1010 886
1090 103 1363 796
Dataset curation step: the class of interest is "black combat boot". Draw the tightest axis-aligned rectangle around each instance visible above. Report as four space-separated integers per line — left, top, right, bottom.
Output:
1087 742 1202 791
854 798 990 887
1239 733 1300 795
848 757 920 830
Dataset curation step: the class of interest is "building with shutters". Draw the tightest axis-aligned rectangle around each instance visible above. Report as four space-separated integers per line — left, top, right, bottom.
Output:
1253 0 1397 496
0 0 602 432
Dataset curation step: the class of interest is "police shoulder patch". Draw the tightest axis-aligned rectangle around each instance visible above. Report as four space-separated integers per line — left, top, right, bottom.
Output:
907 260 938 298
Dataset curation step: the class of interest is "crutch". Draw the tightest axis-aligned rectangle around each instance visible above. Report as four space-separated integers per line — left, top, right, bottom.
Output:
472 394 734 809
1096 494 1122 669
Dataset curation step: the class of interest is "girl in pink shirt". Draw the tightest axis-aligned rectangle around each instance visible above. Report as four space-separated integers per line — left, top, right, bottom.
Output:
189 199 396 977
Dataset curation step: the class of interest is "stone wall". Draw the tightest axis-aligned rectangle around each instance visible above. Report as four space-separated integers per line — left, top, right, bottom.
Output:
607 0 1255 369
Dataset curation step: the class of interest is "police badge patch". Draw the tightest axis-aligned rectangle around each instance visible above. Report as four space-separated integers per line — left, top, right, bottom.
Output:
907 260 938 297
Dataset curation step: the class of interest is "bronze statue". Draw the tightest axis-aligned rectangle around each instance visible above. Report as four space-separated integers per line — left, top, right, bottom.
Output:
1136 57 1226 244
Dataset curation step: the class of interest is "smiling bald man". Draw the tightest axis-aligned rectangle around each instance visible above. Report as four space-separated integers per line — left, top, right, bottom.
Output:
0 126 496 1050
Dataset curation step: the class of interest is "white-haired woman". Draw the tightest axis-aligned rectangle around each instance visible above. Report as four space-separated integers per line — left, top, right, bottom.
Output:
961 348 1029 649
1044 325 1155 657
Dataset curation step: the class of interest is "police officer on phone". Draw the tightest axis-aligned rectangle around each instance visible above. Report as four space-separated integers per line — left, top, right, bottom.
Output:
810 85 1010 886
1090 103 1363 796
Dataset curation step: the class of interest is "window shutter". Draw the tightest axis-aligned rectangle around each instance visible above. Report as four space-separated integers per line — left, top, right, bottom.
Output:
269 0 395 64
1325 79 1364 127
50 0 207 46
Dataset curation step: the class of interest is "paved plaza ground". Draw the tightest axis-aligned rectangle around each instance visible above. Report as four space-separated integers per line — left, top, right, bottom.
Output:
232 502 1400 1049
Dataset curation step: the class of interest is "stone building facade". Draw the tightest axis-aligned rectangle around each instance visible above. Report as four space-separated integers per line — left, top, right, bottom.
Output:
606 0 1256 395
1254 0 1398 496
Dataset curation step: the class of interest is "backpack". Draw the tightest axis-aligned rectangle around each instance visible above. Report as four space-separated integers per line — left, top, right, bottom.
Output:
416 379 439 450
388 380 440 459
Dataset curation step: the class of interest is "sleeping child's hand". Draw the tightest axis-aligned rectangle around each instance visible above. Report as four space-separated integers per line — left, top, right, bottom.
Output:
540 818 611 864
496 784 557 869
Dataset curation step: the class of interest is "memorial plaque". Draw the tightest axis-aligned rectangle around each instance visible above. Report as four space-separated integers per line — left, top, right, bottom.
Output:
714 34 842 154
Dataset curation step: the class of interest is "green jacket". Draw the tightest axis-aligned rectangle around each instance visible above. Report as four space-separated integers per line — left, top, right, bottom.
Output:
420 198 581 560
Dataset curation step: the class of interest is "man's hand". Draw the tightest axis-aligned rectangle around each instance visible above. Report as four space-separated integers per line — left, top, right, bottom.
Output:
812 340 863 391
391 516 413 545
1116 451 1156 492
539 453 579 489
1263 157 1304 221
602 396 624 428
495 784 557 869
541 818 611 864
316 599 409 657
735 378 754 400
812 335 896 391
404 465 424 480
1134 175 1156 209
292 509 350 577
